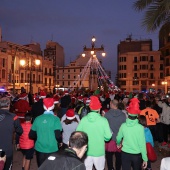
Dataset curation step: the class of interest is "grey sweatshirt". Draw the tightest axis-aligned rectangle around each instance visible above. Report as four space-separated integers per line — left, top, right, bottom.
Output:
105 109 126 141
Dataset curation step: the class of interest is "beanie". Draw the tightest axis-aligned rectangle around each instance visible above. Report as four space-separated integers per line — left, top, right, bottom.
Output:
127 98 140 115
89 96 102 110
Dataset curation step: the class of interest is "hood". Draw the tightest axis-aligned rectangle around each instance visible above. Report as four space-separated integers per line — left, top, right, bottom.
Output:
125 118 138 127
86 111 101 122
110 109 124 117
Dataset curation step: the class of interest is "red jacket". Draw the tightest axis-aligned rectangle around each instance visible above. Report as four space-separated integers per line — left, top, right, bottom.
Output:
0 161 4 170
19 122 34 149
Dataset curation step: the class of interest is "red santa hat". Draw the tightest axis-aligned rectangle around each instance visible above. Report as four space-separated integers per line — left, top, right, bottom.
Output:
127 98 141 115
66 109 75 120
53 95 60 104
39 91 46 99
43 98 54 111
64 91 69 95
89 96 102 110
77 96 83 102
19 93 28 100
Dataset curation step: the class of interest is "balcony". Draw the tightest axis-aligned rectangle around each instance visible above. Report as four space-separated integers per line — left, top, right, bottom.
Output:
44 73 54 76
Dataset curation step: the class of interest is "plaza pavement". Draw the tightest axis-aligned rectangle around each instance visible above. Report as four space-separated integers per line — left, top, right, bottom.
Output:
12 142 167 170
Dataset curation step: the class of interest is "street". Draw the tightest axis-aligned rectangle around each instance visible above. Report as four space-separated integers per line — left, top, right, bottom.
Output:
12 143 166 170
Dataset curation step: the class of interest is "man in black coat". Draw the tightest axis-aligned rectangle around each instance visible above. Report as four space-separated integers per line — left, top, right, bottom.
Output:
31 91 46 121
0 97 23 170
38 131 88 170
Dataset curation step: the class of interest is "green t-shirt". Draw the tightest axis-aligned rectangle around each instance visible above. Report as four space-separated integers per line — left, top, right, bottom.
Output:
32 114 62 153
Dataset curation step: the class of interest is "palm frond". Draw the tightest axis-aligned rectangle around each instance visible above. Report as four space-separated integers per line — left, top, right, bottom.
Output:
159 22 170 40
141 0 170 31
133 0 155 11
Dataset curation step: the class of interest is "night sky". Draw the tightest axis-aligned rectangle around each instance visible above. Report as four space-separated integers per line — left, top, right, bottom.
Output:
0 0 159 81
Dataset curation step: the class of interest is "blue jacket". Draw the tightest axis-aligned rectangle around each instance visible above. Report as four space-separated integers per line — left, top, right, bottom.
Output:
144 127 154 147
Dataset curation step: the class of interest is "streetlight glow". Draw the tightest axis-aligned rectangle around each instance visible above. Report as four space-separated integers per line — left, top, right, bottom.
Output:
102 52 106 57
162 81 167 85
20 59 26 66
92 36 96 42
91 51 94 55
35 59 40 65
82 53 85 57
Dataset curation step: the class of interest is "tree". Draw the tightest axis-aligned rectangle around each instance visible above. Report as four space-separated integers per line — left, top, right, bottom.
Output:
133 0 170 38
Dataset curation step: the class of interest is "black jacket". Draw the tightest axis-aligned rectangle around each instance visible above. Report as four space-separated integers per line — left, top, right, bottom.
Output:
31 99 44 120
0 109 23 157
38 148 86 170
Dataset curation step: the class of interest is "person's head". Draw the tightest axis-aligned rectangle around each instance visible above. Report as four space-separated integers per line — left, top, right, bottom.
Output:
89 96 102 112
138 93 144 100
0 97 10 110
24 113 32 122
110 99 118 109
69 131 88 158
43 98 54 112
117 102 125 110
138 115 147 127
145 100 151 108
127 98 141 119
64 109 78 124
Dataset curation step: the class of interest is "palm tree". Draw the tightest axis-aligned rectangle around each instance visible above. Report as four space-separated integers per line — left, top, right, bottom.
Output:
133 0 170 38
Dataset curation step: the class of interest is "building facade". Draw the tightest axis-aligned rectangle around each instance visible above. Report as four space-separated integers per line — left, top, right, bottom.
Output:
117 36 164 92
159 31 170 93
0 41 54 94
44 41 65 86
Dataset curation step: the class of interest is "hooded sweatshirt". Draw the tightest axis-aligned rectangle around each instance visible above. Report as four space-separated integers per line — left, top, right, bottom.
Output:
116 118 148 162
76 111 112 157
105 109 126 141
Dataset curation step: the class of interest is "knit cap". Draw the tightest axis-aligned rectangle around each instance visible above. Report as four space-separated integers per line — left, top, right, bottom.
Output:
127 98 140 116
89 96 102 110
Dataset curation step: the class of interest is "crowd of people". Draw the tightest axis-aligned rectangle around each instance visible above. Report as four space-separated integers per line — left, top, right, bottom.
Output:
0 87 170 170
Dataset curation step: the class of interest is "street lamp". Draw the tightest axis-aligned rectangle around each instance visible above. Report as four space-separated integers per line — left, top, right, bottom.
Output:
81 36 106 90
82 36 106 57
20 58 40 93
162 81 168 93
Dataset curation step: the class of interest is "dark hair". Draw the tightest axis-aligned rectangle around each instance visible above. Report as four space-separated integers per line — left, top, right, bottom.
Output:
128 115 138 120
138 93 144 100
118 102 125 110
63 117 78 125
24 113 32 121
69 131 88 149
138 115 147 127
145 100 151 107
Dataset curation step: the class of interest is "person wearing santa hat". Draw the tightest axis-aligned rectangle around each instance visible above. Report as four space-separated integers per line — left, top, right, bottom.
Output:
60 91 71 117
116 98 148 170
29 98 62 167
30 91 46 122
61 109 79 150
76 95 112 170
13 93 31 123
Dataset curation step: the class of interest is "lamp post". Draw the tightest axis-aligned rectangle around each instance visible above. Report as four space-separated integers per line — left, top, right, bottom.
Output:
20 58 40 93
82 36 106 58
82 36 106 90
10 47 18 94
162 81 167 93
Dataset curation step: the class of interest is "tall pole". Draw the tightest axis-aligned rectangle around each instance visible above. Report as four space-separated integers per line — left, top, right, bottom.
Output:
11 47 18 94
29 58 32 94
12 55 15 94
